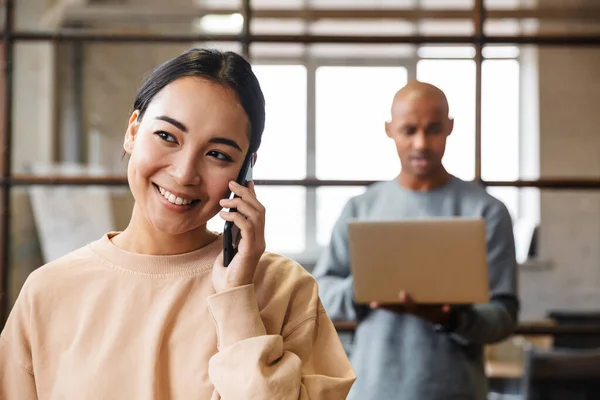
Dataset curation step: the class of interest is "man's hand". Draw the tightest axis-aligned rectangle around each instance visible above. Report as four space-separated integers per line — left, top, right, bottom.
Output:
369 291 453 325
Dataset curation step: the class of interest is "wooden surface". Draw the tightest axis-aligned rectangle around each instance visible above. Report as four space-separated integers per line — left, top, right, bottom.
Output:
486 361 524 379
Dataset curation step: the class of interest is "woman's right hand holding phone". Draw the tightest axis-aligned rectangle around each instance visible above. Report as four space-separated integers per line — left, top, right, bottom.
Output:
212 180 266 293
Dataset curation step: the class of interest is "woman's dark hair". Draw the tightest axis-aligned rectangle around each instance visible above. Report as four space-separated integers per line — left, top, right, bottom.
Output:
133 48 265 154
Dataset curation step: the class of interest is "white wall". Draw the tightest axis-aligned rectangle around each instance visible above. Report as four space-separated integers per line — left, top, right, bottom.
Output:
517 16 600 319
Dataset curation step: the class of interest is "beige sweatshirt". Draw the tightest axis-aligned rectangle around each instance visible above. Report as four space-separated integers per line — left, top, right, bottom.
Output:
0 233 355 399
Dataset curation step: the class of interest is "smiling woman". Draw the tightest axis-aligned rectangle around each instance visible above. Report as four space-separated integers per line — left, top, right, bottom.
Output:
0 49 355 399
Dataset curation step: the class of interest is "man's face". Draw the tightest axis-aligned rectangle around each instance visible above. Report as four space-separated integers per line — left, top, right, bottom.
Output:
385 95 453 179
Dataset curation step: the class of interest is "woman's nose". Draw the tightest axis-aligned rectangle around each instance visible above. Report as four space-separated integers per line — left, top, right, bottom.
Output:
170 156 202 186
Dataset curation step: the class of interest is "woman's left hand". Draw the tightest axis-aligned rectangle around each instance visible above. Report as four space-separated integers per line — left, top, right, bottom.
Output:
212 180 266 293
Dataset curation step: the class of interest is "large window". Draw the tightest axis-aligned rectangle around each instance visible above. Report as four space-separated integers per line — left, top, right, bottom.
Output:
209 46 521 261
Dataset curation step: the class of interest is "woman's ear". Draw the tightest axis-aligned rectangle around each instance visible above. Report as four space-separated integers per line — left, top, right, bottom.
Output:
251 152 258 167
124 110 140 155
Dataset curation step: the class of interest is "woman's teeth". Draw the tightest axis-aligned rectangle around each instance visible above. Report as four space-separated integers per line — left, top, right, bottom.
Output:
158 186 194 206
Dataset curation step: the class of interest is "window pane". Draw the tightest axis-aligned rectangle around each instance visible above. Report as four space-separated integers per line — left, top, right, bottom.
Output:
317 186 367 246
417 60 476 181
421 0 472 8
252 0 304 8
309 20 414 36
251 43 305 59
308 0 416 8
194 14 244 34
316 66 407 180
199 0 240 8
207 186 306 255
251 19 305 35
487 187 519 221
482 60 520 181
259 186 306 254
309 44 415 59
252 65 307 179
418 46 475 59
418 20 474 35
482 46 520 59
485 0 520 8
484 19 521 36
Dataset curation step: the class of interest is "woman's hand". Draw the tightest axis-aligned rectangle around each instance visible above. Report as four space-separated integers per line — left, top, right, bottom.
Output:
212 180 266 293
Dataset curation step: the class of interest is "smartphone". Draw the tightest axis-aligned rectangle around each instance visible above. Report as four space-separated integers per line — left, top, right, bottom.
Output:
223 152 253 267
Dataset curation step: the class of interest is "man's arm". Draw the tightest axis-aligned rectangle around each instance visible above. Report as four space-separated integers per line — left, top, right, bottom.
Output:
312 199 367 323
449 201 520 345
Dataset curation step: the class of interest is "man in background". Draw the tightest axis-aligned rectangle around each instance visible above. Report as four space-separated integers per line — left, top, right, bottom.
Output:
313 81 519 400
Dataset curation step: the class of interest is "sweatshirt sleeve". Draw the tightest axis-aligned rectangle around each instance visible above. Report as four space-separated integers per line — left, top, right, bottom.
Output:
449 200 520 346
206 284 356 400
0 281 38 399
311 199 368 322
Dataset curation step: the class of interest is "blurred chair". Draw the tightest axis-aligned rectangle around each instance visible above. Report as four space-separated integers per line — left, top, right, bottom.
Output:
547 310 600 349
486 324 553 396
521 345 600 400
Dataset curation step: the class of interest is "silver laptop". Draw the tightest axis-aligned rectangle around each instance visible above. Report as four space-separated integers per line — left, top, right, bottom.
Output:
348 218 489 305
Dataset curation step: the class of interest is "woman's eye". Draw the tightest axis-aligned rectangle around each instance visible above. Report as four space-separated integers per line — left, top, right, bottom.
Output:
207 151 232 162
155 131 177 143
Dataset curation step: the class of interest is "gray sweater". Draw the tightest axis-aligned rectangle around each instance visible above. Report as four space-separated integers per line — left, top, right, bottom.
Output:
313 177 519 400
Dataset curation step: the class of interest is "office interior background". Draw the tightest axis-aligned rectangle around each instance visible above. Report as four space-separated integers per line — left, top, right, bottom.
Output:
1 0 600 395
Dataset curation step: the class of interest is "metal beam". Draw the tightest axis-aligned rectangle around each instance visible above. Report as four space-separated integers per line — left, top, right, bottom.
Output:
5 175 600 190
474 0 484 180
0 0 14 326
56 5 600 24
10 32 600 46
241 0 252 58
